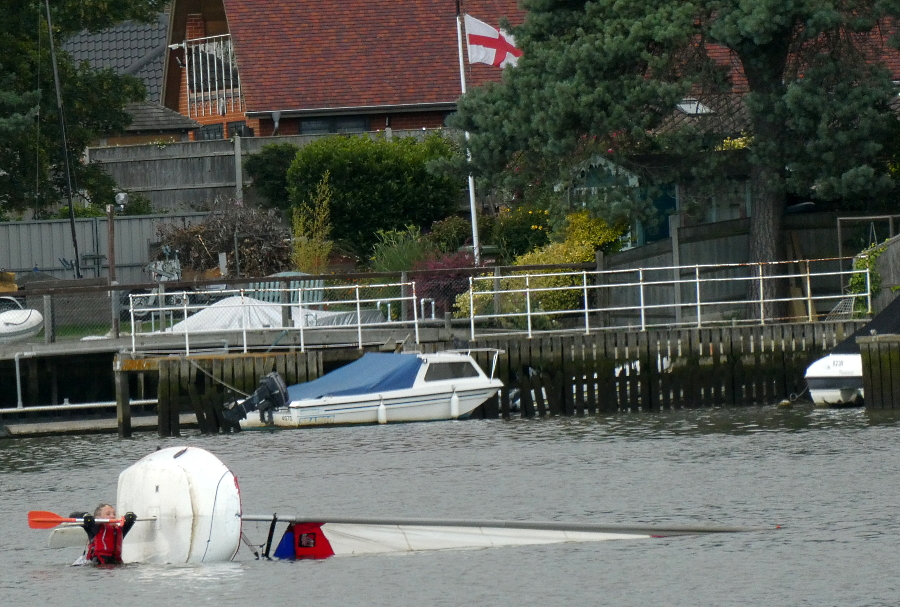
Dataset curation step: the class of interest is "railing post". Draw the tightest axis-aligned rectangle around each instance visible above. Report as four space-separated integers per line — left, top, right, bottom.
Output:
183 295 190 355
400 271 409 322
525 274 533 338
758 264 766 325
582 271 590 334
639 269 646 331
129 295 136 353
412 281 420 345
493 266 501 316
804 261 814 322
240 289 248 353
355 285 363 348
298 286 306 352
867 267 873 315
469 276 476 341
695 265 701 328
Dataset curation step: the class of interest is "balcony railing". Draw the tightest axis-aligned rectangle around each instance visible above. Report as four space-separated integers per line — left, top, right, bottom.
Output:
183 34 244 118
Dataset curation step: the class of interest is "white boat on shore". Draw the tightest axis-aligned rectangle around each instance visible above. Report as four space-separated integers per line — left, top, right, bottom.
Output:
225 350 503 428
0 307 43 345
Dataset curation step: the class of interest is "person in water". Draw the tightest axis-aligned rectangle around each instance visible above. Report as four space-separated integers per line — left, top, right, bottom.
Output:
80 503 137 565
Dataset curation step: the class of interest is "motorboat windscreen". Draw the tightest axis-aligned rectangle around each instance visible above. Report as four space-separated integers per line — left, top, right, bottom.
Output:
287 352 424 400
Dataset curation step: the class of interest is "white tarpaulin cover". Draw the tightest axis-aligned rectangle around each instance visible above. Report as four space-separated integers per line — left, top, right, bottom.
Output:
165 296 385 333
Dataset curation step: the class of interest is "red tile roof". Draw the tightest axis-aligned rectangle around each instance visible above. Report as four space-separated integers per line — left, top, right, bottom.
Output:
221 0 523 115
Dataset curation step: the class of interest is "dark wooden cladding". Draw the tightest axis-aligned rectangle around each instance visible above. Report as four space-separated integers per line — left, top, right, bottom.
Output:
470 322 860 418
153 351 324 435
859 336 900 409
138 321 872 437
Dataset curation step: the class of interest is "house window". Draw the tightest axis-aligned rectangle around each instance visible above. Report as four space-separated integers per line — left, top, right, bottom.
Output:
197 123 224 140
300 116 369 135
227 121 253 137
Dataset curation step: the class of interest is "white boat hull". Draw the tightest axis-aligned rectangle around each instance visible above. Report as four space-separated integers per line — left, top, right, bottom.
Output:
805 353 864 406
242 384 501 428
301 522 649 557
117 446 242 564
0 309 43 344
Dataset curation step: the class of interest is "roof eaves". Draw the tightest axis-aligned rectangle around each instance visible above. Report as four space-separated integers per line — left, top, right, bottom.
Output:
245 101 458 119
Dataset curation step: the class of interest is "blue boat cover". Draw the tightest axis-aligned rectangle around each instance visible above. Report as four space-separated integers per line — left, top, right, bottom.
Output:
287 352 424 401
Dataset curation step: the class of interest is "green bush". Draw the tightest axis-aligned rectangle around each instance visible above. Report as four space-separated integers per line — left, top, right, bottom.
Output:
286 133 460 258
492 204 551 262
245 143 300 210
370 226 436 272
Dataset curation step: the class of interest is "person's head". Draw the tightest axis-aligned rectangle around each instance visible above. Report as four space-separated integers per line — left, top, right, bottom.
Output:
94 503 116 519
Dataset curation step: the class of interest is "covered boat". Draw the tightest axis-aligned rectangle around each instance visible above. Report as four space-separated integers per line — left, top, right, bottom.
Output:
226 351 503 428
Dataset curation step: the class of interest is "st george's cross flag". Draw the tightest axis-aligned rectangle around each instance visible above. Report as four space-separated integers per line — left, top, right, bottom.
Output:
464 14 522 68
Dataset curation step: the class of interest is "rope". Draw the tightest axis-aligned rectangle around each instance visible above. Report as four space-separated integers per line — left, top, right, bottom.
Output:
186 358 250 398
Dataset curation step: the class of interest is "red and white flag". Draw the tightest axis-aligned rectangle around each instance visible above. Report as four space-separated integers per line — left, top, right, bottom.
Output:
464 14 522 68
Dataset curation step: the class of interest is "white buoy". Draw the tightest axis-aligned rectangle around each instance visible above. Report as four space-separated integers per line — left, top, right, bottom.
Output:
450 390 460 419
377 398 387 424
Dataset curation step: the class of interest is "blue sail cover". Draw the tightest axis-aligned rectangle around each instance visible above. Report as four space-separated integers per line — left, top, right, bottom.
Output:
287 352 424 401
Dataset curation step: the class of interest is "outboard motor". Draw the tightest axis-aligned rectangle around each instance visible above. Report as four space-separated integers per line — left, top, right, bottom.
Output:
222 372 289 425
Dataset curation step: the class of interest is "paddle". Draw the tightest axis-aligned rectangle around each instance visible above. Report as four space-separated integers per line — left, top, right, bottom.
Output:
28 510 138 529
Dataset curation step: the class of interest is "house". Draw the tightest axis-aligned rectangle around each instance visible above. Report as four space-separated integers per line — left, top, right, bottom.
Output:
63 12 200 144
161 0 524 139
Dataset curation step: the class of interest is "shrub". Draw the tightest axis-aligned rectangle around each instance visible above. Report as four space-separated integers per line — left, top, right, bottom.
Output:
492 204 551 262
369 226 436 272
245 143 300 210
286 133 459 258
454 212 625 321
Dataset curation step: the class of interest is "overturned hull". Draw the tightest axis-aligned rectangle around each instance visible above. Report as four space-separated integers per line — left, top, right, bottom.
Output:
118 446 242 564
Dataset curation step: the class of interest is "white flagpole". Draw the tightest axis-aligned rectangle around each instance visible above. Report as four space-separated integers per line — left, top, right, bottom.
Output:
456 5 482 266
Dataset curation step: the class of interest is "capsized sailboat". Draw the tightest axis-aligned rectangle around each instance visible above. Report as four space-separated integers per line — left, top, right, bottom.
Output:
33 447 770 564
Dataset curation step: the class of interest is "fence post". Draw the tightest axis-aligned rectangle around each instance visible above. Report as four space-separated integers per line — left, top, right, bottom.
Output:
493 266 502 316
595 251 608 327
411 281 420 345
233 135 243 203
805 261 814 322
42 294 55 344
355 285 363 348
582 271 590 334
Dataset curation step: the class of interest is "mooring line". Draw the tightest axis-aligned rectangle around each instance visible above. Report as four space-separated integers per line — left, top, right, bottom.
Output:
185 358 250 398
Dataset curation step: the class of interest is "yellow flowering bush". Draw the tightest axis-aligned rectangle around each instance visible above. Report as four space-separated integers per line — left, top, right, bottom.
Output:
454 212 624 323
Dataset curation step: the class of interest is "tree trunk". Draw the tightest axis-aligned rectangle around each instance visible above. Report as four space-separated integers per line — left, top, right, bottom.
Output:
747 162 786 320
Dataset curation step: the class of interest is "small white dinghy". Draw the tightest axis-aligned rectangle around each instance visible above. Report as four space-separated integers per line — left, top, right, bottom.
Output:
117 446 242 564
0 308 43 344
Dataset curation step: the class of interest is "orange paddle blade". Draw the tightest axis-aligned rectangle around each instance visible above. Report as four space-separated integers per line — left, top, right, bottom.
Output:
28 511 72 529
27 510 123 529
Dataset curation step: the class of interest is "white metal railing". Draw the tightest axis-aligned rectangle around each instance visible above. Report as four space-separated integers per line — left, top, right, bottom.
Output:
129 281 419 354
183 34 243 118
467 258 871 339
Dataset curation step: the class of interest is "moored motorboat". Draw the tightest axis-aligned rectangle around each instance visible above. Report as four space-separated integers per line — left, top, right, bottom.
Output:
225 350 503 429
805 295 900 406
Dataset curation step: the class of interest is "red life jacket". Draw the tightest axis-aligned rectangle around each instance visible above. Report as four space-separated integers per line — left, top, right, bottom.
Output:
86 524 123 563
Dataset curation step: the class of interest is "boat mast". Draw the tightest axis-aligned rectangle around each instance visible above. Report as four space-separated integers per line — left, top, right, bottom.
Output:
44 0 82 279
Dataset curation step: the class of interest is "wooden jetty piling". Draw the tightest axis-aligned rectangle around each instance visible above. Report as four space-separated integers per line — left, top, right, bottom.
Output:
859 335 900 409
115 351 325 437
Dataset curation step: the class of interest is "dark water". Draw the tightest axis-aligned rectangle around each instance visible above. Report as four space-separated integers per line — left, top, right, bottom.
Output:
2 404 900 606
